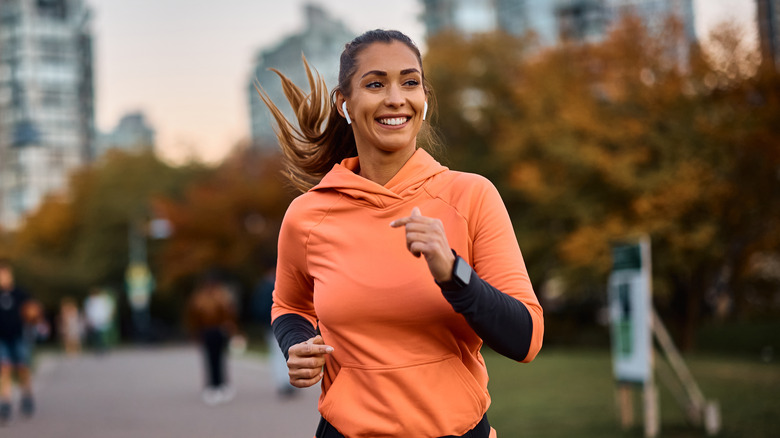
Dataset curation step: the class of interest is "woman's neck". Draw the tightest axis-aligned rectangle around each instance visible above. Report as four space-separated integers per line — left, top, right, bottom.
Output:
356 147 416 186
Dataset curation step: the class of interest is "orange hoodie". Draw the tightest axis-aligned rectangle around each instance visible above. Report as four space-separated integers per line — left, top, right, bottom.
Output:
272 149 543 437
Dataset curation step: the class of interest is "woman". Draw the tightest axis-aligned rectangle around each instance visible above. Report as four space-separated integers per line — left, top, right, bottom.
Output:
259 29 544 438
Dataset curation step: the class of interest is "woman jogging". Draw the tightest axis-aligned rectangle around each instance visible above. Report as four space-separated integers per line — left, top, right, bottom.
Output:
259 29 544 438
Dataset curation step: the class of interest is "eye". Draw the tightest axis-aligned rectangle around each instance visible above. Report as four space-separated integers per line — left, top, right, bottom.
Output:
403 79 420 87
366 81 383 89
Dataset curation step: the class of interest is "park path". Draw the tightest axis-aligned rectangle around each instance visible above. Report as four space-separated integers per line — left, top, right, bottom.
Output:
1 345 321 438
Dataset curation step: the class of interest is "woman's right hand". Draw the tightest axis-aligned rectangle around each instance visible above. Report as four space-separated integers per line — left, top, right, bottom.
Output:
286 335 334 388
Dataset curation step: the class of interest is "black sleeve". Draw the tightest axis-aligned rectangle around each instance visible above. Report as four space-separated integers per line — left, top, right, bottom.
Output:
272 313 317 361
440 269 534 362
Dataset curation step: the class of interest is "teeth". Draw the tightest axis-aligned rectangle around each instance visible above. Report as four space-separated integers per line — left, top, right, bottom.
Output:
378 117 407 126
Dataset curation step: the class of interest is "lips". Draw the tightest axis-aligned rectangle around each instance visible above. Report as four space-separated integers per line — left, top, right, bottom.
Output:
377 116 410 126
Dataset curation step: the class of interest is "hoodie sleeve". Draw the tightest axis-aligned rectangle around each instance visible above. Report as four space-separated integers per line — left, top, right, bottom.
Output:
271 197 319 357
447 174 544 363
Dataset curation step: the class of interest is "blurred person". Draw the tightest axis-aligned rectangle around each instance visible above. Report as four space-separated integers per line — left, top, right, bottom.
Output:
252 266 296 398
0 260 36 424
259 30 543 437
58 297 84 355
83 288 114 354
21 299 49 356
186 274 238 406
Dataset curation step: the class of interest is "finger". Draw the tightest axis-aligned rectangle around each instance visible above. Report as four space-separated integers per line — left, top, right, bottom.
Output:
404 231 431 257
306 335 334 352
288 363 325 380
390 215 430 228
290 372 324 388
303 343 334 356
390 214 420 228
389 217 409 228
402 222 437 234
390 207 425 228
289 354 327 370
292 338 334 357
295 343 332 357
409 242 426 258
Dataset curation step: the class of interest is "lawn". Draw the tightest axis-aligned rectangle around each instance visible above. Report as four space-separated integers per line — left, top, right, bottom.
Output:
484 348 779 437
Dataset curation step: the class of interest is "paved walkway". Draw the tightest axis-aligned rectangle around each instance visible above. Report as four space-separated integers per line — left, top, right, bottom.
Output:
1 346 322 438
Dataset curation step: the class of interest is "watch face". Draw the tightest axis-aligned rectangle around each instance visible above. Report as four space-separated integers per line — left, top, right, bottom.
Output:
454 257 472 286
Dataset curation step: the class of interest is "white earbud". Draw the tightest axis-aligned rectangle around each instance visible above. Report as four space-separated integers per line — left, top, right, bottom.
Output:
342 101 352 125
423 101 428 121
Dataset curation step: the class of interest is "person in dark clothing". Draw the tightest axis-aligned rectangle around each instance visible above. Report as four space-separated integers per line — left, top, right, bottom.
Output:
0 260 35 425
185 276 238 406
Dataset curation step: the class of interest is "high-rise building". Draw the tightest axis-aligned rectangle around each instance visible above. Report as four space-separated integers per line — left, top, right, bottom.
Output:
555 0 607 42
247 4 354 147
96 112 155 157
421 0 695 48
757 0 780 72
422 0 498 37
0 0 94 230
600 0 695 69
601 0 695 40
497 0 559 45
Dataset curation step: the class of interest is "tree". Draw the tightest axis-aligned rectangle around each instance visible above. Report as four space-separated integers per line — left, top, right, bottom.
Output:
425 17 780 348
153 147 294 298
0 149 208 310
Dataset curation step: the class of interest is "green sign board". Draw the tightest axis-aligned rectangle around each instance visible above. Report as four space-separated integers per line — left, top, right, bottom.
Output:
612 244 642 271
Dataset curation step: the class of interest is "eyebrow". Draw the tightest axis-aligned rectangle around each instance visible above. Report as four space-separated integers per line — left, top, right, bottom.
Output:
361 68 421 79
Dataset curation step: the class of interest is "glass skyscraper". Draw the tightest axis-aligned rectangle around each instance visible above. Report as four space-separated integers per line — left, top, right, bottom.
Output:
421 0 695 48
0 0 94 229
247 4 354 147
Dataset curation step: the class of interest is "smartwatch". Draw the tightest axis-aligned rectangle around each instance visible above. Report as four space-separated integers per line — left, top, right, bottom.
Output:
436 255 473 291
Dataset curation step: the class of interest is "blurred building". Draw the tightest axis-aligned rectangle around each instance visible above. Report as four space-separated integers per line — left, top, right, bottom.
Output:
498 0 560 45
96 112 155 157
757 0 780 72
555 0 608 42
422 0 498 36
247 4 355 148
0 0 94 230
421 0 695 48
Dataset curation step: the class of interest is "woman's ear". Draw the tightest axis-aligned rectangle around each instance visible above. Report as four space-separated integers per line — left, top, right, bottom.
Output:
342 102 352 125
335 92 351 124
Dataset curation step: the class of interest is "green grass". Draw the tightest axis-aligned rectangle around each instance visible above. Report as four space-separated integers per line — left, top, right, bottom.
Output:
485 348 779 438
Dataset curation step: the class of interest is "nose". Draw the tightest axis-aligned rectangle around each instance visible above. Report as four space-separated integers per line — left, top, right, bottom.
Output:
384 83 404 107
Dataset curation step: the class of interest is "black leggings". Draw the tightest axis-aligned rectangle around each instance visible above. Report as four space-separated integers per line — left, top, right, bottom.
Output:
201 328 229 388
315 413 491 438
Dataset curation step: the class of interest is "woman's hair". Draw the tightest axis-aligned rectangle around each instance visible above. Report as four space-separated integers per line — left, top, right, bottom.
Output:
255 29 438 192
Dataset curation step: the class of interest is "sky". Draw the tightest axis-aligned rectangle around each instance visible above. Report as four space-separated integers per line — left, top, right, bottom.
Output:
91 0 756 165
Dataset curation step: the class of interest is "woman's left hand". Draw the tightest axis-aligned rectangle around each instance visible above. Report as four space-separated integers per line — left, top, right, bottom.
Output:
390 207 456 283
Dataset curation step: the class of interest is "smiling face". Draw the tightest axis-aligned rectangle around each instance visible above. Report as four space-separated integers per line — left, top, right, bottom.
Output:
338 41 427 158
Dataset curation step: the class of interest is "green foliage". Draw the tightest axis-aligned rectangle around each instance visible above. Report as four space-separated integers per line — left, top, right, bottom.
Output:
0 149 208 308
425 17 780 346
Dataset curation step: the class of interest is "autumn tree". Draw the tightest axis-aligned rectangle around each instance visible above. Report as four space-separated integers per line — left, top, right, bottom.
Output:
153 146 294 299
425 17 780 348
0 149 208 309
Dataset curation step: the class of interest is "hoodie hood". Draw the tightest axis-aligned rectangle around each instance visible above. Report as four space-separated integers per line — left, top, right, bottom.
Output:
311 148 448 209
